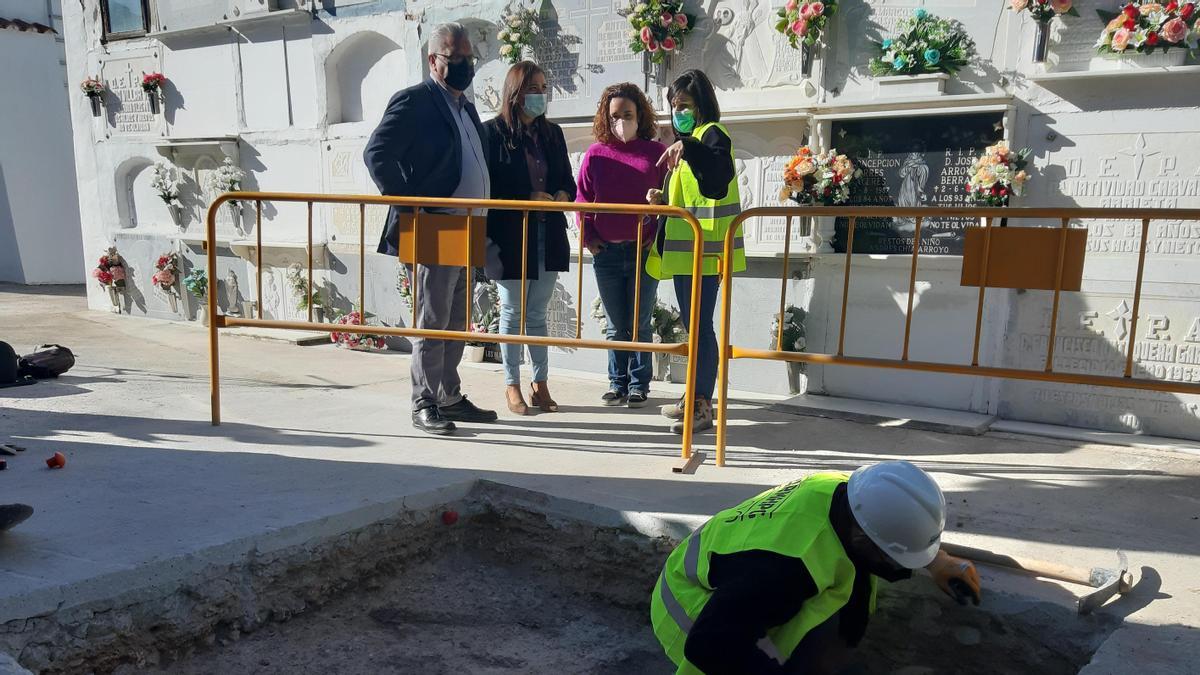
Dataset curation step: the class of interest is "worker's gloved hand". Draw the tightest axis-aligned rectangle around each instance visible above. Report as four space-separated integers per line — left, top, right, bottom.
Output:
927 551 982 606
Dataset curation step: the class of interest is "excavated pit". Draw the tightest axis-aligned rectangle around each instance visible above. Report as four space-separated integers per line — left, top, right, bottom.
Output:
5 482 1120 674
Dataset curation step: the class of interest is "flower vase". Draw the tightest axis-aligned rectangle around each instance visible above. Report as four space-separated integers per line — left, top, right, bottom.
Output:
168 293 178 314
196 301 209 326
147 92 159 115
786 361 803 396
1089 50 1187 71
465 344 486 363
88 95 102 117
169 204 183 227
801 43 817 78
1032 21 1050 64
107 285 121 313
668 353 689 384
875 73 949 97
642 51 669 84
226 201 242 229
654 353 670 381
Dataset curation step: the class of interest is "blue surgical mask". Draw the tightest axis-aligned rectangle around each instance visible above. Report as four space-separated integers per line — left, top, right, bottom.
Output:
524 93 547 118
673 108 696 134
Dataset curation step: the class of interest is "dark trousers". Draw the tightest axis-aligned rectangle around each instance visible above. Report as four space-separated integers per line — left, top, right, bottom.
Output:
594 242 658 394
673 274 720 401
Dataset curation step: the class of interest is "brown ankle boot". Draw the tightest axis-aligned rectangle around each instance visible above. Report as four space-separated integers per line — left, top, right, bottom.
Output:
506 385 528 415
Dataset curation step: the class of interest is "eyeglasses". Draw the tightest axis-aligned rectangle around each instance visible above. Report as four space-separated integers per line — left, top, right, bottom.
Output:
432 54 478 67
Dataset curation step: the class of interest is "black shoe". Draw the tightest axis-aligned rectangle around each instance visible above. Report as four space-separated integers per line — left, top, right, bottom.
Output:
601 389 628 406
440 396 498 423
412 407 456 436
627 391 649 408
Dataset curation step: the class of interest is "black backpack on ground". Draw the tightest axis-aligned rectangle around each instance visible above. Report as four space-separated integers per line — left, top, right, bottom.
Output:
0 341 35 389
18 344 75 379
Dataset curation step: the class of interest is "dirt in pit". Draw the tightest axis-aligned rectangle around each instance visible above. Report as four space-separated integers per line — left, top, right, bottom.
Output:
103 501 1115 675
119 545 669 675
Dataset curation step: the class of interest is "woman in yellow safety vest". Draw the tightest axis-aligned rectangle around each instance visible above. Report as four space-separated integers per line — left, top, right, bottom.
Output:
646 70 745 434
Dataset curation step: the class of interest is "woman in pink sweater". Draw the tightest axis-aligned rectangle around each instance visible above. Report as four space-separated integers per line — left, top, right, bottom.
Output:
576 83 668 408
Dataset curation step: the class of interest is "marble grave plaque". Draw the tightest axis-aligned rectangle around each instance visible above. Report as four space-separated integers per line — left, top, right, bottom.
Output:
831 112 1005 255
533 0 646 119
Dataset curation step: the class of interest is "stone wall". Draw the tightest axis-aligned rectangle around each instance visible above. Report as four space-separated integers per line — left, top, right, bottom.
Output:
60 0 1200 437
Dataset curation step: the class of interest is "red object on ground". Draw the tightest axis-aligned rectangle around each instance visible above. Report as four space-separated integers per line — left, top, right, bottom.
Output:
441 510 459 526
46 452 66 469
0 460 7 470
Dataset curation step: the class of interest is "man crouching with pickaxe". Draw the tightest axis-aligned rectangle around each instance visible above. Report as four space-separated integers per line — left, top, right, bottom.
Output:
651 461 980 674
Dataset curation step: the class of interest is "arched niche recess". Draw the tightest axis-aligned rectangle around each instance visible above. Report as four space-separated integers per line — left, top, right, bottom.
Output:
325 31 404 126
114 157 172 230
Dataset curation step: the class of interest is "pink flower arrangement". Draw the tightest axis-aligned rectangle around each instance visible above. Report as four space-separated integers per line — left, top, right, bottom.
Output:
141 73 166 93
93 248 126 288
80 77 105 97
152 252 179 291
775 0 839 49
1097 2 1199 54
624 1 694 63
331 310 388 350
966 142 1031 207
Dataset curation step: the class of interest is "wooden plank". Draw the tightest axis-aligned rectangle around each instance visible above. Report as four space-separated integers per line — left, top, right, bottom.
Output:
672 451 706 474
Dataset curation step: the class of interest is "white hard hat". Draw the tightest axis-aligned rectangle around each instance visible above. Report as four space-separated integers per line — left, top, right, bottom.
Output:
847 460 946 569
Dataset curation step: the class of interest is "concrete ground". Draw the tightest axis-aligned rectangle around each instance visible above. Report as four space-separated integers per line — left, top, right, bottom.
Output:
1 283 1199 673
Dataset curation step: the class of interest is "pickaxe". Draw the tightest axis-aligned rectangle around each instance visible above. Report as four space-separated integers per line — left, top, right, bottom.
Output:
942 542 1133 615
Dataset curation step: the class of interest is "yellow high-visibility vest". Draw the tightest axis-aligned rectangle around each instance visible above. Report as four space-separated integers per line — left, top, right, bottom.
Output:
650 473 878 673
646 121 746 280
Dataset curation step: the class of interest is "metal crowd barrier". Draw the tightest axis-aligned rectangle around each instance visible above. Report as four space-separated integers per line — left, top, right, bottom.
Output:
205 192 707 462
715 206 1200 467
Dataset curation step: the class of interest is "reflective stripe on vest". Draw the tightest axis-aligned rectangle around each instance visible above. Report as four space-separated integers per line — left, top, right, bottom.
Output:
684 202 743 220
662 237 746 255
650 473 876 670
645 121 746 280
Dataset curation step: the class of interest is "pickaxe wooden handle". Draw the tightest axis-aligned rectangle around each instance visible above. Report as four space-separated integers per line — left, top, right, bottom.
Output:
942 542 1133 614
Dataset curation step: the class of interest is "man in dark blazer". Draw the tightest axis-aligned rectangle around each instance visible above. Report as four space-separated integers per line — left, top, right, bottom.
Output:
364 22 497 435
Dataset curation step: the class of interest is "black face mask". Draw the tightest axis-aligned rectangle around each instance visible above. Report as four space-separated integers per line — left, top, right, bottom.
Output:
443 58 475 92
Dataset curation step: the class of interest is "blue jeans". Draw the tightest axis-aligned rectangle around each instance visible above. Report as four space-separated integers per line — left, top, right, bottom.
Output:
593 242 658 395
674 274 720 400
496 263 558 387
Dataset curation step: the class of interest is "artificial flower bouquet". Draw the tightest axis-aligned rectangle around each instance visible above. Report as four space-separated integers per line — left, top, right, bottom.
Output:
869 8 977 76
966 141 1031 206
780 147 861 205
623 0 695 63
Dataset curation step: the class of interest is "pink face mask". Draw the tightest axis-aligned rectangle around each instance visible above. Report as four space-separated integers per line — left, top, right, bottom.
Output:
611 119 638 143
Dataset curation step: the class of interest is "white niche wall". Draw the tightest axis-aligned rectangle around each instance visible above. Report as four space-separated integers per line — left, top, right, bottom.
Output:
115 157 178 231
325 30 406 131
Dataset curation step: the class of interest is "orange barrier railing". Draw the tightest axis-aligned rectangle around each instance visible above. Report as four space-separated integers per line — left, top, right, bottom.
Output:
714 206 1200 467
205 192 707 461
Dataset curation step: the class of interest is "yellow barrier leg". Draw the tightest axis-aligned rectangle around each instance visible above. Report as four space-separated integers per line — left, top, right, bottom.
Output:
715 250 734 467
208 201 221 426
